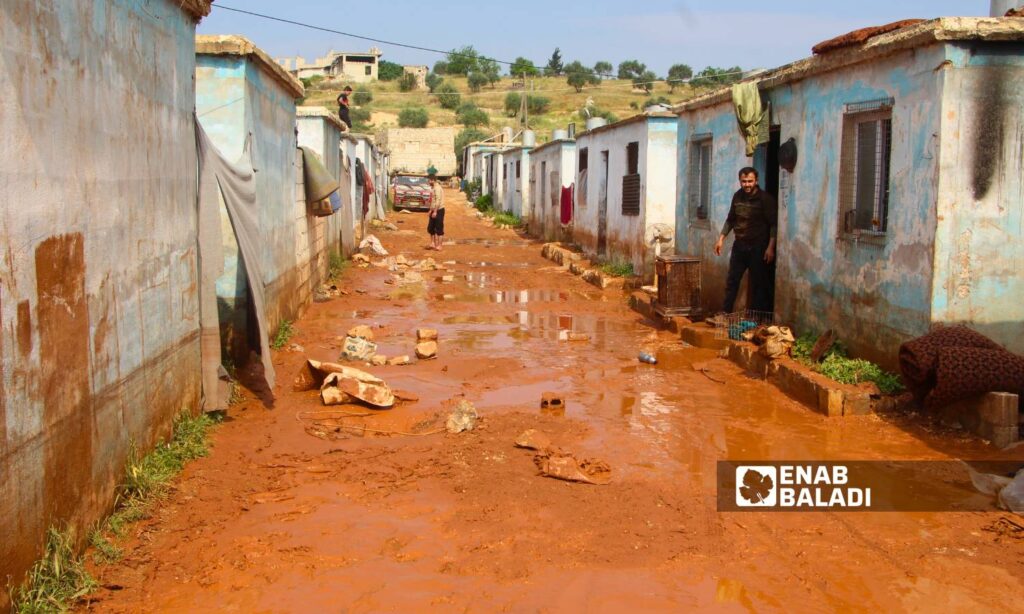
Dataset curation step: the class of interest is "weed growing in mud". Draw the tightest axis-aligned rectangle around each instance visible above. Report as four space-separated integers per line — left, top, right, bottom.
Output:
792 333 903 394
491 212 523 228
10 526 97 614
474 193 493 211
328 253 349 280
271 319 294 350
88 530 122 564
598 260 634 277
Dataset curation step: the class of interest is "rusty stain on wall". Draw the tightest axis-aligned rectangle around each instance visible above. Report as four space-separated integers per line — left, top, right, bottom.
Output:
35 234 95 525
16 299 31 357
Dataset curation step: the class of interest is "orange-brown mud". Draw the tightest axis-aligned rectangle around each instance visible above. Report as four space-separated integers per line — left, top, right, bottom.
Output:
83 190 1023 612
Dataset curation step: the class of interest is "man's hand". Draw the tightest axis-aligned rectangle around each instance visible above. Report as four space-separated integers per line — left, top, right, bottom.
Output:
714 235 725 256
764 242 775 263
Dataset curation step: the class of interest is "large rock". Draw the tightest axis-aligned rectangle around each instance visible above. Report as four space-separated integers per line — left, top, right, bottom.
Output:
417 328 439 341
388 355 411 366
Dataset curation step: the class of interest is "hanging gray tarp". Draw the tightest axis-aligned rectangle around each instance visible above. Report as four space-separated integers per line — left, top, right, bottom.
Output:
196 120 276 407
299 146 339 204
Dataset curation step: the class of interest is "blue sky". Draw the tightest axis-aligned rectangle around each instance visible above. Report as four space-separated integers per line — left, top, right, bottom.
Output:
199 1 990 75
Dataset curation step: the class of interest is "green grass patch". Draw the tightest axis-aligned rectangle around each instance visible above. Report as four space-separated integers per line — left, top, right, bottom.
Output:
491 212 523 227
598 260 634 277
792 333 903 394
270 320 294 350
474 194 493 211
12 411 220 611
11 527 97 613
328 253 349 280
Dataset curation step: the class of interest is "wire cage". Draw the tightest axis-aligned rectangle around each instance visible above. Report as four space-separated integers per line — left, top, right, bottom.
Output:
713 309 779 340
654 255 702 317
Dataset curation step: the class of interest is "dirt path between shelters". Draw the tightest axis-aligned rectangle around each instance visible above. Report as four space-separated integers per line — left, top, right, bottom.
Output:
82 189 1023 612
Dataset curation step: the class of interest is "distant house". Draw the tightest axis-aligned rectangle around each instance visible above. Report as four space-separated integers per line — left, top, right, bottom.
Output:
463 142 502 185
403 64 429 89
276 47 383 83
574 113 679 275
196 35 306 361
673 17 1024 368
528 136 577 242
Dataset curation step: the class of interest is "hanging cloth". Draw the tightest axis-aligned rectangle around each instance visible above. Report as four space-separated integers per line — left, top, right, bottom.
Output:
299 146 339 204
361 165 374 217
196 119 276 399
560 185 574 224
732 82 766 157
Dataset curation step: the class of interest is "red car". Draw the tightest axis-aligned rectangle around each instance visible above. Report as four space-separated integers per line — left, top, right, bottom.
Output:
392 174 432 211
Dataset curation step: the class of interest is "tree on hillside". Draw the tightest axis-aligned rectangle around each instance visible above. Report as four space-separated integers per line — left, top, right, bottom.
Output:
378 60 404 81
479 58 501 87
446 45 481 76
667 64 693 91
425 73 442 93
510 56 539 77
617 60 645 80
455 127 489 158
433 60 449 75
352 88 373 105
544 47 563 76
504 92 521 117
467 71 488 93
457 102 489 127
690 66 744 88
435 82 461 109
564 61 600 93
594 61 613 77
634 70 658 93
398 107 429 128
398 72 419 92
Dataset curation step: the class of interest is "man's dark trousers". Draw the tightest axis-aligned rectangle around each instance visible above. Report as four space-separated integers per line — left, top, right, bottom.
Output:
723 240 772 313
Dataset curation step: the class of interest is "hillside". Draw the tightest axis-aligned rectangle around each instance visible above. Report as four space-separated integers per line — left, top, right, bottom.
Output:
300 74 716 146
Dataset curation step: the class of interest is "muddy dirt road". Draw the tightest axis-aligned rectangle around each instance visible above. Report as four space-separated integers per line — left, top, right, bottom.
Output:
85 189 1023 612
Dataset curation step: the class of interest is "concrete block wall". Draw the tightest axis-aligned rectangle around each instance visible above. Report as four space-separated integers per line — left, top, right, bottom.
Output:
0 0 208 603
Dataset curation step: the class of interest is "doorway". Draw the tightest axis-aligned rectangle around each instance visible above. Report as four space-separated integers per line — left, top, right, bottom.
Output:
752 127 781 313
597 150 609 256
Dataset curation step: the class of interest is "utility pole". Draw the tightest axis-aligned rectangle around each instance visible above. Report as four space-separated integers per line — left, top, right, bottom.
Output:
519 72 528 132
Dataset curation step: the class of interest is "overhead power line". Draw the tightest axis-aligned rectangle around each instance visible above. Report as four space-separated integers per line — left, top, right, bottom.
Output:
212 4 747 85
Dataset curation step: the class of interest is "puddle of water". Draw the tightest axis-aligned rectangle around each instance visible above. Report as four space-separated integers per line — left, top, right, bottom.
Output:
466 261 533 269
489 289 571 304
449 238 531 247
475 377 573 409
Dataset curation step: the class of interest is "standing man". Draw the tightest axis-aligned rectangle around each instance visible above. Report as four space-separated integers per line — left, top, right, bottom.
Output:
714 167 777 314
336 85 353 130
427 171 445 251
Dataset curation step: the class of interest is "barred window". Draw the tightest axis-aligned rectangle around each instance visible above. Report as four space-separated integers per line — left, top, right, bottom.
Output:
688 136 712 223
839 99 893 235
622 141 640 216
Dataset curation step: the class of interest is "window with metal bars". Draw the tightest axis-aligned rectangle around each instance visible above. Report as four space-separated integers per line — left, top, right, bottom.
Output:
687 136 712 225
622 141 641 216
839 101 893 236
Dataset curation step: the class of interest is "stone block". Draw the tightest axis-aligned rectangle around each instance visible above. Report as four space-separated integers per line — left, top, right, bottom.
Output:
843 392 872 416
977 392 1018 427
540 392 565 411
818 388 844 417
417 328 438 341
980 425 1019 449
415 341 438 359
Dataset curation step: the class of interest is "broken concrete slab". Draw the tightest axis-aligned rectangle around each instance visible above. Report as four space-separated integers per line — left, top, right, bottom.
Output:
514 429 553 451
446 399 478 433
